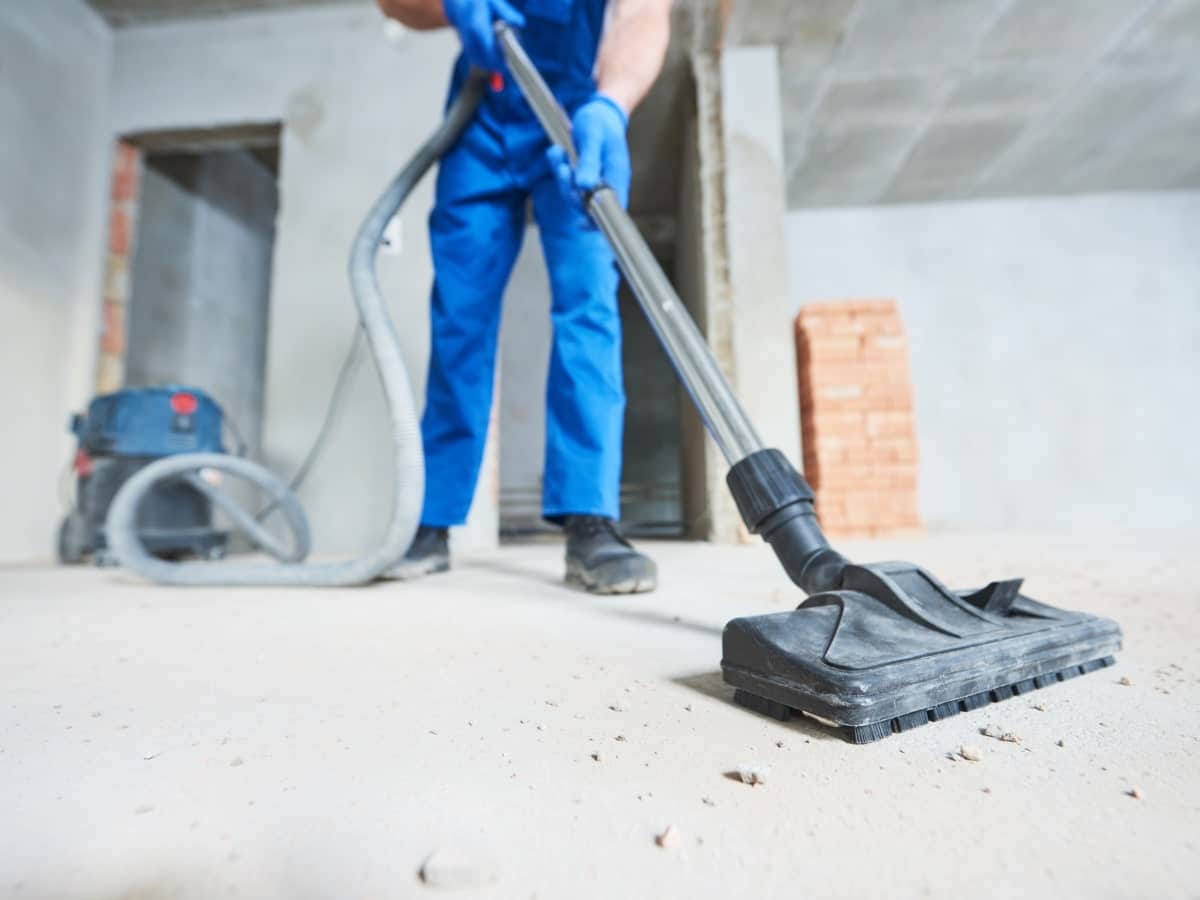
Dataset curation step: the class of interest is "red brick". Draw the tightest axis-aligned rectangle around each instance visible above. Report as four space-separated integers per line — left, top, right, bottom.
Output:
109 207 131 256
861 379 912 400
100 299 124 355
801 366 900 391
802 410 863 433
804 358 878 380
852 311 904 333
806 391 911 415
861 332 908 354
794 298 920 536
804 432 865 456
864 410 915 439
112 143 140 204
114 142 139 175
799 318 862 339
815 465 918 492
803 408 856 425
800 299 895 318
797 301 849 319
798 335 862 362
872 438 919 463
813 382 864 403
855 363 905 384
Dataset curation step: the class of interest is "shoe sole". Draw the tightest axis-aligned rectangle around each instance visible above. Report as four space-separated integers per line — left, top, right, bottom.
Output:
566 557 657 595
386 556 450 581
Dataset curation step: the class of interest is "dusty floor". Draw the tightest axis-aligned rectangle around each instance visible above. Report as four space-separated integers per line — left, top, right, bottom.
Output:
2 532 1198 899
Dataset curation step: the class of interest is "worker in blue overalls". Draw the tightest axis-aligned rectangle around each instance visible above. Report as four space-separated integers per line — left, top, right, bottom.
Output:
377 0 672 593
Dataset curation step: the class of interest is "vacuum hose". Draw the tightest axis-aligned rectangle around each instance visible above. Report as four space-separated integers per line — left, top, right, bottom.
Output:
105 72 488 587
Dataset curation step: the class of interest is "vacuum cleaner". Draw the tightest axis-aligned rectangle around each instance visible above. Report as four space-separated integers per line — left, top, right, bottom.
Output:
105 25 1122 742
59 387 228 565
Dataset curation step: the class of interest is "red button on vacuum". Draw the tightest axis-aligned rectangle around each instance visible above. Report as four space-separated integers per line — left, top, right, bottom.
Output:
74 448 93 478
170 392 198 415
490 72 505 92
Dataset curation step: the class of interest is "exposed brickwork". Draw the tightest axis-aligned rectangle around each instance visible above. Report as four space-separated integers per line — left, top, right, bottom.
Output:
111 142 140 204
99 299 125 356
96 141 141 393
107 207 132 256
795 300 921 538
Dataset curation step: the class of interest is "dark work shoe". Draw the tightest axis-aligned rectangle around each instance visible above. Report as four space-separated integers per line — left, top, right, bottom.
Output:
563 516 657 595
388 525 450 580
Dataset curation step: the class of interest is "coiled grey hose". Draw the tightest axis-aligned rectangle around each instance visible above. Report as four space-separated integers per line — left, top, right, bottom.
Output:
105 72 488 587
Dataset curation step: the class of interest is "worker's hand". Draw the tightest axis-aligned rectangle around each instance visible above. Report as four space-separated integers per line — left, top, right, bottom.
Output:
547 94 631 209
442 0 525 71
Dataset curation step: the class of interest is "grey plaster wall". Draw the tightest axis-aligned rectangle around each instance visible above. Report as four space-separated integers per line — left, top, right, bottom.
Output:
720 46 800 468
786 191 1200 532
110 6 498 553
125 151 277 453
0 0 112 562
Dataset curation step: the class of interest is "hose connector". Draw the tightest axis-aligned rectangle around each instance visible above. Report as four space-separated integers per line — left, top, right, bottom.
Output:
726 449 849 596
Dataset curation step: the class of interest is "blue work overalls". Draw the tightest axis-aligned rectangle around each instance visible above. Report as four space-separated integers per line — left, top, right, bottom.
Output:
420 0 623 527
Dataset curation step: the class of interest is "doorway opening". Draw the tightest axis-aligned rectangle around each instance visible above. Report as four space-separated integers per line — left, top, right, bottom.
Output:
495 59 695 541
106 124 281 457
615 276 686 537
496 230 687 540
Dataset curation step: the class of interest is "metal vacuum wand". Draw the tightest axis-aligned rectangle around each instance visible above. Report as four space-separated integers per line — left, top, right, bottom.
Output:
495 22 765 468
495 23 848 595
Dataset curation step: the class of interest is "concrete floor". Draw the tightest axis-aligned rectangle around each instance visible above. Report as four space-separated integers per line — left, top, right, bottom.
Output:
2 532 1197 899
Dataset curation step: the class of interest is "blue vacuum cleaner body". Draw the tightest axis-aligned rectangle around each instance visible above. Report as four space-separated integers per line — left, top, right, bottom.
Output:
58 387 229 564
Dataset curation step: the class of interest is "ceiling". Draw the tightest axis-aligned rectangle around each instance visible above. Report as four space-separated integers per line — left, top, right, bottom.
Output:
87 0 1200 207
727 0 1200 207
86 0 361 26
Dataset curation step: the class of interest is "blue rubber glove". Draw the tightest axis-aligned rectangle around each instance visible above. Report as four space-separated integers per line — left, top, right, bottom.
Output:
547 94 631 209
442 0 525 71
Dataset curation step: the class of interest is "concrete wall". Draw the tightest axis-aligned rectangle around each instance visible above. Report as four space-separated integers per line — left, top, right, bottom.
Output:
668 47 800 543
720 46 800 469
111 6 499 554
125 151 277 453
786 191 1200 532
0 1 112 563
497 227 551 530
672 67 715 540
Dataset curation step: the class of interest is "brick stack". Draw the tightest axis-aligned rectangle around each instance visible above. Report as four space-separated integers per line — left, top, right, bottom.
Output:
96 141 141 393
794 299 921 538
